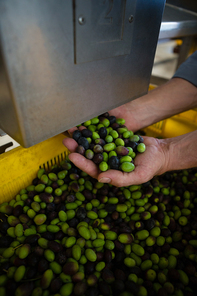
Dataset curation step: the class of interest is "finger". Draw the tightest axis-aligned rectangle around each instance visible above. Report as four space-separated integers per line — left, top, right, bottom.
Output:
63 138 78 152
98 165 149 187
67 127 78 136
98 170 134 187
78 126 86 131
142 136 158 145
68 153 99 179
67 125 86 136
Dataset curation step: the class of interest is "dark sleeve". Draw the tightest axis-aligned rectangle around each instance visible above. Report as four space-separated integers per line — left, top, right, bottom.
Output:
173 50 197 87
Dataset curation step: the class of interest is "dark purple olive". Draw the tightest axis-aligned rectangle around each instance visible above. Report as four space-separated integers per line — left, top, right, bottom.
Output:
46 203 56 212
118 195 126 203
85 262 95 275
73 130 82 142
92 153 103 164
161 228 171 237
138 135 144 143
144 219 155 231
69 181 80 192
99 281 111 295
56 251 67 265
114 240 124 251
156 210 165 222
141 252 150 261
34 246 44 256
83 189 93 200
93 144 103 154
24 234 39 245
108 116 116 125
74 282 87 296
66 194 76 202
76 145 85 156
113 280 125 293
48 211 57 221
81 129 92 138
125 281 140 294
100 112 109 118
25 198 32 206
98 127 108 139
108 156 120 170
124 138 130 146
14 257 27 267
102 269 115 284
6 280 18 295
153 246 162 256
42 231 55 241
39 192 54 203
98 185 109 196
78 137 89 149
115 146 129 156
63 262 79 275
50 277 63 293
27 191 37 198
105 204 117 212
96 252 104 262
27 253 39 267
104 249 112 263
56 203 66 212
26 267 37 279
37 258 49 273
68 218 79 228
114 269 127 281
190 276 197 289
161 243 170 253
129 266 142 276
0 236 13 247
55 230 65 240
0 221 9 234
168 218 176 232
184 264 196 276
157 288 168 296
48 240 63 252
85 287 99 296
76 207 87 220
95 138 106 146
127 141 138 152
111 123 120 130
111 211 119 220
13 205 23 217
15 282 34 296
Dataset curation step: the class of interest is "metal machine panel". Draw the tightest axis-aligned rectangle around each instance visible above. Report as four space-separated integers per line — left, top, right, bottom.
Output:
75 0 137 63
0 0 165 147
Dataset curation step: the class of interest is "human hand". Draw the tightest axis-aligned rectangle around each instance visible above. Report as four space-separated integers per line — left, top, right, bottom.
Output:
108 102 140 132
63 134 169 187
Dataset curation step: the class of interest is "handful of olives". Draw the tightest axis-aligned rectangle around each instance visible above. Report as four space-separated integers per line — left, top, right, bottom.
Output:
72 112 146 172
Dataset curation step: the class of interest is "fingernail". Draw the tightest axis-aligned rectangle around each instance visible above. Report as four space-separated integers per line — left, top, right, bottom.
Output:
99 178 111 184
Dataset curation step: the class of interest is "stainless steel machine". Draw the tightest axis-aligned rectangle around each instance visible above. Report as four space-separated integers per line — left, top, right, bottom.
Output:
0 0 166 147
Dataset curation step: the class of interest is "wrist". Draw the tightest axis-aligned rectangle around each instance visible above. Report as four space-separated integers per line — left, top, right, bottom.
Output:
159 131 197 174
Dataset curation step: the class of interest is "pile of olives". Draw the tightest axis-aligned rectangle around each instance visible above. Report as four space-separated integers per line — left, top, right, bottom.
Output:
72 112 146 172
0 156 197 295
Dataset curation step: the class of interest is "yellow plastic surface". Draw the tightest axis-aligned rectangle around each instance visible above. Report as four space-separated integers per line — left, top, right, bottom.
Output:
145 86 197 138
0 133 69 203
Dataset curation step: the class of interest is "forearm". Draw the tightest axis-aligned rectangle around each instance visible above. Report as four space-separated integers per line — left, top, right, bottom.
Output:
158 130 197 174
129 78 197 131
